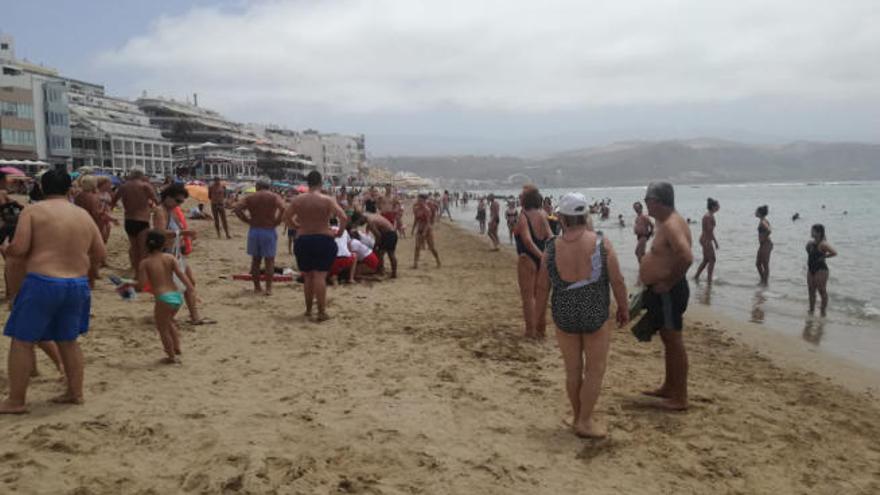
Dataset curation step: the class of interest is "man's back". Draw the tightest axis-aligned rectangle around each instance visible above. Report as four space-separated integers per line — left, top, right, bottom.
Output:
18 200 103 278
244 190 283 228
117 180 154 221
290 192 335 236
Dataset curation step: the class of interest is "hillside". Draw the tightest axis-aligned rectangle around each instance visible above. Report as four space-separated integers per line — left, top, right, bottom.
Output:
374 140 880 187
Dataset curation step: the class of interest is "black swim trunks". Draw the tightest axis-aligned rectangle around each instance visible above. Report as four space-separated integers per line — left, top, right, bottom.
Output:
294 234 338 272
377 231 398 253
124 219 150 237
644 278 689 331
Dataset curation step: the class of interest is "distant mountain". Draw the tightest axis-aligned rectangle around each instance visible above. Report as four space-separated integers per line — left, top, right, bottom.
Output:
373 139 880 187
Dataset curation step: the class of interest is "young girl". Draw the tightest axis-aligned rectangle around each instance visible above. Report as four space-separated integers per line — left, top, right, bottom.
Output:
135 230 194 364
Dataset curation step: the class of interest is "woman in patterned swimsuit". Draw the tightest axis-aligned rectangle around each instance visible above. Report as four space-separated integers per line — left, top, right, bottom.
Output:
535 193 629 439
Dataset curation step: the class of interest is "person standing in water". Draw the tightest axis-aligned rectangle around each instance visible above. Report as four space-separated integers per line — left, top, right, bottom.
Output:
535 193 628 438
755 205 772 285
639 182 693 411
633 201 653 263
514 185 553 339
806 224 836 316
693 198 720 283
505 200 518 244
487 194 501 251
476 198 487 234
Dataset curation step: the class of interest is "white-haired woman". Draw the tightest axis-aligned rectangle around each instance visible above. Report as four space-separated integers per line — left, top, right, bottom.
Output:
536 193 628 438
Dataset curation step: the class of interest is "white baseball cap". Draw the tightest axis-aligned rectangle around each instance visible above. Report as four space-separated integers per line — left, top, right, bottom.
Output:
556 193 588 216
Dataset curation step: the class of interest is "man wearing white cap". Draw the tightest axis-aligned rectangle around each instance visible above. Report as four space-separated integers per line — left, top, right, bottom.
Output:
639 181 693 411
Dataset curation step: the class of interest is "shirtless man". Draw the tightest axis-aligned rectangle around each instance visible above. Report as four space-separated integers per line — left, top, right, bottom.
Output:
112 168 159 272
412 194 441 269
283 171 347 321
234 180 285 296
633 201 653 263
353 211 398 278
487 194 501 250
209 177 231 239
638 182 693 411
0 170 106 413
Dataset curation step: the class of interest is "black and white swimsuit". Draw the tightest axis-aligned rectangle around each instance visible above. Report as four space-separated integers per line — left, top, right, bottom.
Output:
546 232 610 334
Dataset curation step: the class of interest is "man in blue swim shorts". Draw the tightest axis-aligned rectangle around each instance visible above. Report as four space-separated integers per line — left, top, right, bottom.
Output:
234 180 286 296
283 171 348 321
0 170 106 414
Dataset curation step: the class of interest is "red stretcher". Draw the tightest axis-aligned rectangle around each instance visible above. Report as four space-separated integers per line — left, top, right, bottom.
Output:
232 273 295 282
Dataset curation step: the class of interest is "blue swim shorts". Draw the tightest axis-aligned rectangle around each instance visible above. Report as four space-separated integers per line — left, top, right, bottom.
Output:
247 227 278 258
294 234 338 272
4 273 91 342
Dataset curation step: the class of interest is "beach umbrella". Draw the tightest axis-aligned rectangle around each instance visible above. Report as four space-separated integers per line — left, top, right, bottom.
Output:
242 185 256 194
0 166 25 176
295 184 308 193
185 184 210 203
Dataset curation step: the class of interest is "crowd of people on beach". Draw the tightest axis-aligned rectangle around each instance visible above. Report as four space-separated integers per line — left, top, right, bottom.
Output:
0 166 841 435
0 166 458 413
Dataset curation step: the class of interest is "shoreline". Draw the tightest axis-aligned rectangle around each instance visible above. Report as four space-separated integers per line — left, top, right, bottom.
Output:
0 204 878 493
452 218 880 402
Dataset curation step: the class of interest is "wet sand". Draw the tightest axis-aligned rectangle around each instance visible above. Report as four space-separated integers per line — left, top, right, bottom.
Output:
1 207 878 494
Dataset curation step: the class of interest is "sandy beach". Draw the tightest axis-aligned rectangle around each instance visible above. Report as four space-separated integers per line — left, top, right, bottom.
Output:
1 206 879 494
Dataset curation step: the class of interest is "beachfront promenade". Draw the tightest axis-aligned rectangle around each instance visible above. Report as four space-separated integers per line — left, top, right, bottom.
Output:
0 206 878 494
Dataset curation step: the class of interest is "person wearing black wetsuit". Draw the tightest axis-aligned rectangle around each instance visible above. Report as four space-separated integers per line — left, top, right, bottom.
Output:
514 185 552 339
806 224 837 316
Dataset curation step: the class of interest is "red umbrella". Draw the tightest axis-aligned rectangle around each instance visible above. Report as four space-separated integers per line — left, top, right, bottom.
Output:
0 166 25 176
295 184 308 193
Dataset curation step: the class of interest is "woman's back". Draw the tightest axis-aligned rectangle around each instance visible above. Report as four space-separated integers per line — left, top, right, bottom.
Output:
546 230 610 333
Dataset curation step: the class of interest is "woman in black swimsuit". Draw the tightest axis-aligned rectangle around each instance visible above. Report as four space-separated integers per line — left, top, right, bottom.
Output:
755 205 772 285
514 185 552 339
806 224 837 316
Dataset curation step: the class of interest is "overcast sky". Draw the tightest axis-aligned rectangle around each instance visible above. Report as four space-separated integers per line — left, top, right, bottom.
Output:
5 0 880 155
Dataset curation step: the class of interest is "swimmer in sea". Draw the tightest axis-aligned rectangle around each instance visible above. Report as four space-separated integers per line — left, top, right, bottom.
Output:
805 224 837 317
755 205 772 286
633 201 653 264
693 198 720 284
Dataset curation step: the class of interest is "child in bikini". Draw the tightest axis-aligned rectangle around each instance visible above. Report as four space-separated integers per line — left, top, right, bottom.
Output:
135 230 194 364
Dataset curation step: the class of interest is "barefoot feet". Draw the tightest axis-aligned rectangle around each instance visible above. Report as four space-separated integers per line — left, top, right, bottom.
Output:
0 400 28 414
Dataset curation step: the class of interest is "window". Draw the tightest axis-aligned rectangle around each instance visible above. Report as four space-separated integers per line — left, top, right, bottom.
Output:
1 43 8 50
124 140 133 154
135 142 143 156
1 128 36 147
144 143 153 156
0 101 32 119
113 139 122 154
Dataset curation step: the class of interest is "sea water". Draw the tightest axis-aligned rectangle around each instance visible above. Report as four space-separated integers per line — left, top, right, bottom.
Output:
450 181 880 371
